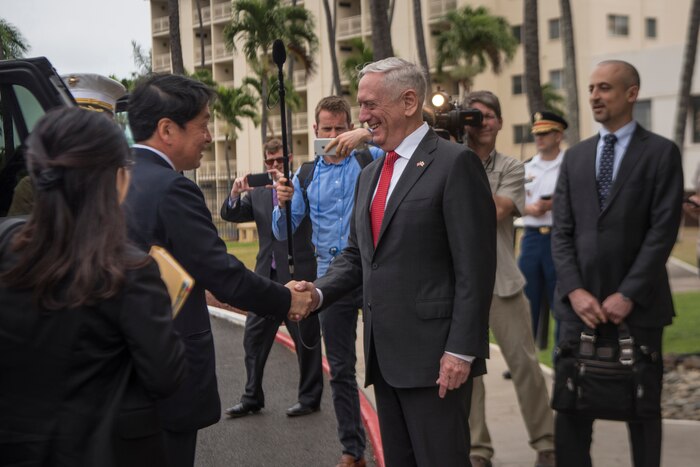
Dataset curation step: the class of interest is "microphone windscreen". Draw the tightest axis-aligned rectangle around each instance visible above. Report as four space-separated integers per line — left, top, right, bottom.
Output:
272 40 287 66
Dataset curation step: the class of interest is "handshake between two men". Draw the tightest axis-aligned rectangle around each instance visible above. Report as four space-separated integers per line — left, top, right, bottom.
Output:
285 280 320 322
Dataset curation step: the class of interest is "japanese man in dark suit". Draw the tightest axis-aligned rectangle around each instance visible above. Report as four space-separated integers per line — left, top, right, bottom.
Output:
124 74 313 467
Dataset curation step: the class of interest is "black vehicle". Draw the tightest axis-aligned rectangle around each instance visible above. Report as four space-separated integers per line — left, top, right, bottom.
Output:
0 57 76 216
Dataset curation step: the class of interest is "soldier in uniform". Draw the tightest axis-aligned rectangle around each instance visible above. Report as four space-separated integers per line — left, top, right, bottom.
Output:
519 111 568 345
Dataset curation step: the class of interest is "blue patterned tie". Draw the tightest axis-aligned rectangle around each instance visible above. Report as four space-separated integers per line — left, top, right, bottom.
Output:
597 133 617 209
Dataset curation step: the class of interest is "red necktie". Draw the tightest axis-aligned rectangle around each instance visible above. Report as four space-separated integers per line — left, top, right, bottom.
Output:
371 151 399 246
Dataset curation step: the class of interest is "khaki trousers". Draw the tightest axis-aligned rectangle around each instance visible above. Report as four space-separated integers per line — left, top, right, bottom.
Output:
469 291 555 459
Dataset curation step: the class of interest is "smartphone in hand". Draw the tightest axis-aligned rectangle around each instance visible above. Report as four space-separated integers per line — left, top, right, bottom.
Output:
314 138 336 156
247 172 272 188
540 194 553 201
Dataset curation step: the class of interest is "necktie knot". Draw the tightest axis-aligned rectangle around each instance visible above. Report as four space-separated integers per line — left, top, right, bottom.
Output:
604 133 617 146
386 151 399 166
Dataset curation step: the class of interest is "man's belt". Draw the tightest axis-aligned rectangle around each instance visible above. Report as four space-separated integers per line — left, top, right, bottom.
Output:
525 226 552 234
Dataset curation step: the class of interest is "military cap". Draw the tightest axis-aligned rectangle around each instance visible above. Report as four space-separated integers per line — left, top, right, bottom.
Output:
61 73 127 114
531 111 568 134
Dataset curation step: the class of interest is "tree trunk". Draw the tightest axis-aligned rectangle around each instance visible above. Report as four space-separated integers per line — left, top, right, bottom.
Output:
413 0 431 91
323 0 342 95
559 0 580 144
675 0 700 149
168 0 185 74
196 0 205 69
523 0 544 115
369 0 394 60
261 74 269 147
224 134 232 184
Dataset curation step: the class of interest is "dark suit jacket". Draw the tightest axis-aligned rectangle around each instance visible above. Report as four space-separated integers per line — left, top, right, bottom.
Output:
0 246 185 465
552 124 684 328
220 187 316 282
124 147 292 432
315 129 496 388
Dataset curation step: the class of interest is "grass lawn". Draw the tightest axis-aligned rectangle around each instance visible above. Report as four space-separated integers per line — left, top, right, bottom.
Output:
226 241 259 270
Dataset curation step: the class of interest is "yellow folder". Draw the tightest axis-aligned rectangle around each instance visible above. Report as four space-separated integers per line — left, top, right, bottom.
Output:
149 245 194 318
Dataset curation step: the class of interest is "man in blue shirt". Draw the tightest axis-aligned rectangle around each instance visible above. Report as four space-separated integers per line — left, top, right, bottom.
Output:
273 96 382 467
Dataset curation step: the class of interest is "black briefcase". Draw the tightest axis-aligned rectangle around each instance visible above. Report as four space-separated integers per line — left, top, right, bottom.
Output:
551 322 661 421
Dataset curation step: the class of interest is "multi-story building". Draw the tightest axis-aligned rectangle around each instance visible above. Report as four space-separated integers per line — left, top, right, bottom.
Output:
149 0 700 238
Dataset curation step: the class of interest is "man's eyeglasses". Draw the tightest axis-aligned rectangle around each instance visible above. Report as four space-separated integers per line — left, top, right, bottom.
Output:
264 157 285 166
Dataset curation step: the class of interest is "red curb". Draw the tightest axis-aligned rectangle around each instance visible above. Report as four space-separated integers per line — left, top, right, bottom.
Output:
274 331 385 467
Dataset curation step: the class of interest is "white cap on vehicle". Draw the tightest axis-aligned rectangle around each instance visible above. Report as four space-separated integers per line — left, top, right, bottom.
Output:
61 73 126 114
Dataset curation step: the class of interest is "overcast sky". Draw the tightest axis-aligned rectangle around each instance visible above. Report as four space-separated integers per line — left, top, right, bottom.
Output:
2 0 152 78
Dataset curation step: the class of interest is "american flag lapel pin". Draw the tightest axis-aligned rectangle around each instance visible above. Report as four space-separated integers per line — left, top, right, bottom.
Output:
416 161 425 167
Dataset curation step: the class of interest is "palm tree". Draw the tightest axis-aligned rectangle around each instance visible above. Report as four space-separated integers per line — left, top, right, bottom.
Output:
241 61 302 138
559 0 580 144
674 0 700 150
413 0 431 91
224 0 317 145
542 82 566 117
167 0 185 74
0 18 29 60
369 0 394 60
523 0 545 115
341 38 374 98
322 0 342 95
214 85 261 182
435 6 517 99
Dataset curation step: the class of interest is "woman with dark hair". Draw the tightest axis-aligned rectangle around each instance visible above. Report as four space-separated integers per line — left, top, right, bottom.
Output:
0 107 185 466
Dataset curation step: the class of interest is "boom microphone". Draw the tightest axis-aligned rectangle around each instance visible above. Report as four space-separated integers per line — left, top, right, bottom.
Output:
272 39 287 68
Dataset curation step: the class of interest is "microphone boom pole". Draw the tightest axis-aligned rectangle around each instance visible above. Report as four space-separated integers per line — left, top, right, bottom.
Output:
272 39 295 276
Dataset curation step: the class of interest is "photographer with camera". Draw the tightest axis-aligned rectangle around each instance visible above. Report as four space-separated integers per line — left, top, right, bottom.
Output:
463 91 555 467
220 138 323 420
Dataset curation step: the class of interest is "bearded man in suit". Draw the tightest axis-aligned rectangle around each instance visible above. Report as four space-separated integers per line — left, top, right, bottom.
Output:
291 57 496 467
551 60 683 467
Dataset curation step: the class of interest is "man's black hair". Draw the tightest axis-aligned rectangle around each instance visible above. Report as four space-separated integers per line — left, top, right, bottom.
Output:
128 74 216 142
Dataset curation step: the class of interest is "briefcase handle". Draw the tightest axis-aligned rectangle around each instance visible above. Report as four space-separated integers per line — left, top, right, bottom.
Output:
579 322 635 366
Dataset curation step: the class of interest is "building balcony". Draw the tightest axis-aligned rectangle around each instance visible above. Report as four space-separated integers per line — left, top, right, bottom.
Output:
153 16 169 35
153 53 171 72
212 2 232 23
198 160 236 180
214 43 233 61
192 5 211 25
194 44 213 64
269 112 309 134
428 0 457 21
337 15 367 39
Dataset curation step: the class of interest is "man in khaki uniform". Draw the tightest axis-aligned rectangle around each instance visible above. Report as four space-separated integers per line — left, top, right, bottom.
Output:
463 91 555 467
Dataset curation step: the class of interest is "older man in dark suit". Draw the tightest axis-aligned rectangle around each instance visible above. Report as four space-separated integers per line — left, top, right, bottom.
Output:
552 60 684 467
220 138 323 418
124 74 312 467
294 57 496 467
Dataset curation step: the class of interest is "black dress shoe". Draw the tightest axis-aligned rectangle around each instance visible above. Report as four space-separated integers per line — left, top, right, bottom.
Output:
285 402 319 417
225 402 261 418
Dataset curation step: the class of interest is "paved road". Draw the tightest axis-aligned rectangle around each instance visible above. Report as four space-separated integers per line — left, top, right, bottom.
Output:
195 315 376 467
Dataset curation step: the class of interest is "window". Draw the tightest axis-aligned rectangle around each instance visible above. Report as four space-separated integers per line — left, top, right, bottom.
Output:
514 124 535 144
549 69 564 90
548 18 561 40
633 99 652 129
512 75 524 95
608 14 629 36
646 18 657 38
512 25 522 44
